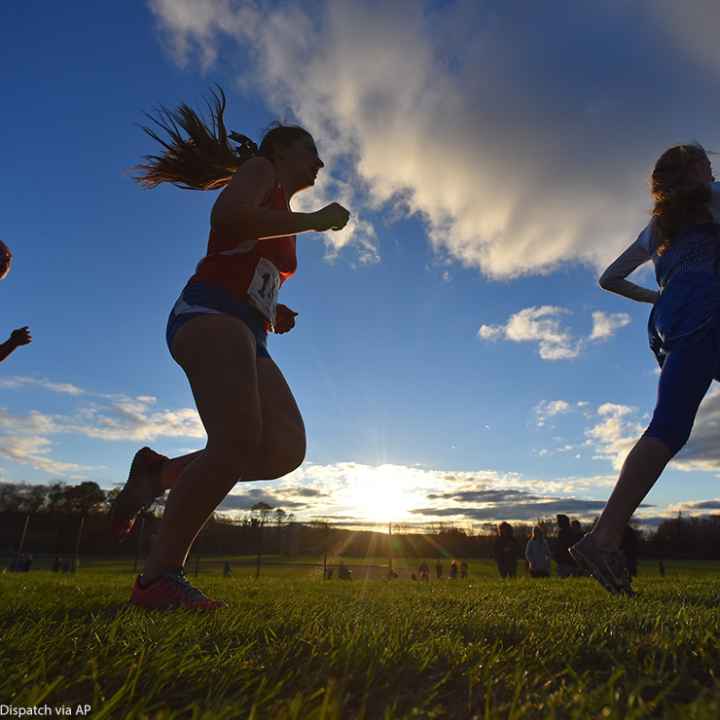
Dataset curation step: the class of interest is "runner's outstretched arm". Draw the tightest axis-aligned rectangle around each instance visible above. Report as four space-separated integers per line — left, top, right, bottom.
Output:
0 327 31 363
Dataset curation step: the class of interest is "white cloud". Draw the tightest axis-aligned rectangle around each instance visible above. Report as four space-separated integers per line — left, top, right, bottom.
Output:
585 402 643 470
479 306 580 360
589 311 631 341
535 399 571 427
479 306 634 360
146 0 720 280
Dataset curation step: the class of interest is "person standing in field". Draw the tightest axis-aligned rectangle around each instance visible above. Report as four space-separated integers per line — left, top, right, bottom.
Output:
0 241 31 363
571 143 720 596
620 524 639 578
112 89 350 610
554 514 578 578
525 526 551 578
493 522 519 578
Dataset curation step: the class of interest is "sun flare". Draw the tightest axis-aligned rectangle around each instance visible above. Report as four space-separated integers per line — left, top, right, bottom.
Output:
339 465 424 524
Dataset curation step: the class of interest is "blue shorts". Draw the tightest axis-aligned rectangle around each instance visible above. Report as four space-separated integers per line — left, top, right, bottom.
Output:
166 282 270 359
644 321 720 455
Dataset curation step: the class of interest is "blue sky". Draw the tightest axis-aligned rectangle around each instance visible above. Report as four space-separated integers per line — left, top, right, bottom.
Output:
2 0 720 529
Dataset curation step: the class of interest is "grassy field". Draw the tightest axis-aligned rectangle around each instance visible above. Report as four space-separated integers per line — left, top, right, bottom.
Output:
1 565 719 719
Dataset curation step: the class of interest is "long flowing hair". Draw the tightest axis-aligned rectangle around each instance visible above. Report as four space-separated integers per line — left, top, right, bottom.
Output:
651 143 712 254
134 86 311 191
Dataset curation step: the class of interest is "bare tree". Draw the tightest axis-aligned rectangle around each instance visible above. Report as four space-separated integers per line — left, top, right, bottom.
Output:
251 501 273 578
65 482 106 570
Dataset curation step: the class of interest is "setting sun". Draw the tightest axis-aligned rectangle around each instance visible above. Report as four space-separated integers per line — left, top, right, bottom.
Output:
338 465 426 524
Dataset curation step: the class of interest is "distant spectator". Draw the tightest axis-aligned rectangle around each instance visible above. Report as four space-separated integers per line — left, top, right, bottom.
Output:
435 560 443 579
418 561 430 581
338 561 352 580
52 556 61 573
571 519 583 543
449 560 459 579
223 560 232 577
386 568 398 580
8 554 31 572
658 559 665 577
460 561 468 579
620 525 639 577
525 526 552 578
494 522 519 578
555 514 579 577
325 567 334 580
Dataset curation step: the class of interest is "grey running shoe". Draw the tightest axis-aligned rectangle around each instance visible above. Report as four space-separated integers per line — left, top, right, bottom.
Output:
111 447 167 542
130 569 226 610
569 534 635 596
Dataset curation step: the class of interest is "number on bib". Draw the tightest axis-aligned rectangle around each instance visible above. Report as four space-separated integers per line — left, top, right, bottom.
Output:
247 257 280 324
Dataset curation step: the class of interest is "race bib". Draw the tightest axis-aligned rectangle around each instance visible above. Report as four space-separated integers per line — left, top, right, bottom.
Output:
247 257 280 325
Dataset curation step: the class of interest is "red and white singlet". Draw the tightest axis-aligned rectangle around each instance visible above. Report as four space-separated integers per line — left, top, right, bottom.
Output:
187 183 297 324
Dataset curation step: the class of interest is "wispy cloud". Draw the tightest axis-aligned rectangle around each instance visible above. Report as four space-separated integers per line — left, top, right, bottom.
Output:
0 376 85 396
0 435 100 478
0 378 204 479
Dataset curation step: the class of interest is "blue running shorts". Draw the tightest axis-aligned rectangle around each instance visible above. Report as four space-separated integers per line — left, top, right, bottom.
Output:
166 281 270 359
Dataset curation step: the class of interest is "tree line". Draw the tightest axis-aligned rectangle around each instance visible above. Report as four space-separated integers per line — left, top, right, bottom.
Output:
1 481 719 560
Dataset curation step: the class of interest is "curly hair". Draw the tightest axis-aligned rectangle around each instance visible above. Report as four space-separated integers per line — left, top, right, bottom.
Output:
651 143 712 254
134 86 311 191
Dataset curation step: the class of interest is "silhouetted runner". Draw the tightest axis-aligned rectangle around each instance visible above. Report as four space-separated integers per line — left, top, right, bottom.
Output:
113 88 349 610
571 144 720 596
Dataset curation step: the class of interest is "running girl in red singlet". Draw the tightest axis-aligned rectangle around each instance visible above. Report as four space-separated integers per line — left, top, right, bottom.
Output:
112 89 350 610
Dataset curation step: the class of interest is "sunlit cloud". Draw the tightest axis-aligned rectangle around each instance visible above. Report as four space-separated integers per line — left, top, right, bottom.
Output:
219 461 624 527
585 402 643 470
147 0 720 280
479 306 580 360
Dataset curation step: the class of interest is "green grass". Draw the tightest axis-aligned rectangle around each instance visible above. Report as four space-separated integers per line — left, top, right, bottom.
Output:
1 568 719 718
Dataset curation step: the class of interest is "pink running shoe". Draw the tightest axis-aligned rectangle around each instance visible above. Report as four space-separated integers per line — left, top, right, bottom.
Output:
130 570 226 610
111 447 167 542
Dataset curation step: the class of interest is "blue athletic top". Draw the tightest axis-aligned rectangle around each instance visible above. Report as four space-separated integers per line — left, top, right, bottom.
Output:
598 182 720 366
648 223 720 364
